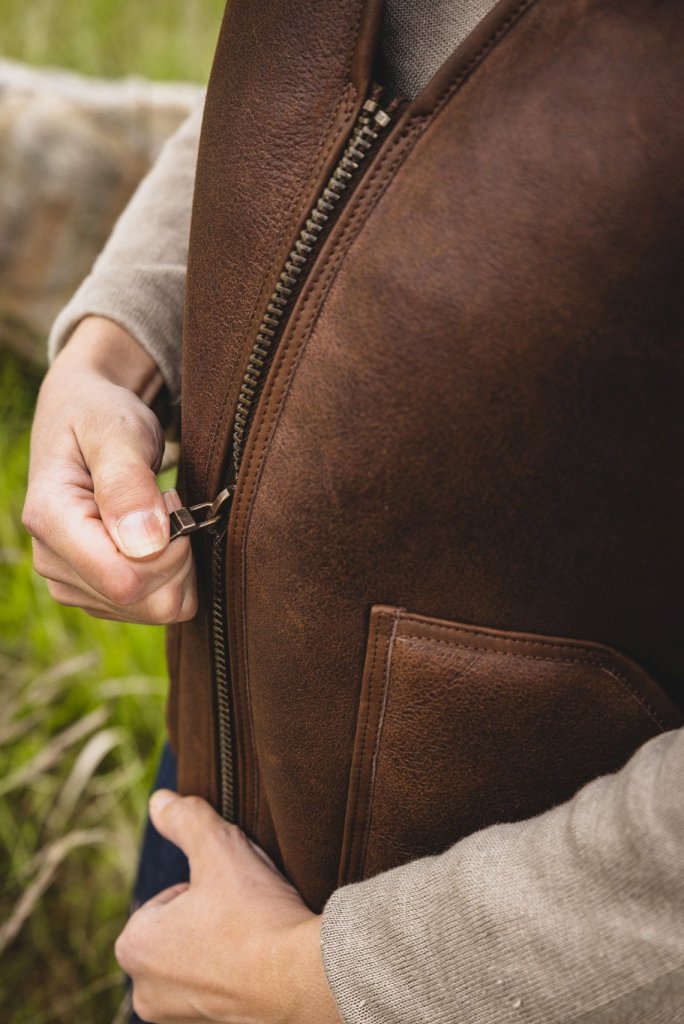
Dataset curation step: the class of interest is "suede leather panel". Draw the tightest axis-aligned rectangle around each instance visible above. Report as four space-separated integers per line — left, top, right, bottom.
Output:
182 0 381 504
224 0 540 906
172 0 684 910
173 0 384 809
339 607 682 885
234 0 684 909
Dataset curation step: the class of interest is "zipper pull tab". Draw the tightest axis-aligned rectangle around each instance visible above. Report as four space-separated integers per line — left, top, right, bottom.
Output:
169 487 234 541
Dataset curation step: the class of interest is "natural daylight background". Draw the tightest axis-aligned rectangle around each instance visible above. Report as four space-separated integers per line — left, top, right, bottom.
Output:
0 3 225 1021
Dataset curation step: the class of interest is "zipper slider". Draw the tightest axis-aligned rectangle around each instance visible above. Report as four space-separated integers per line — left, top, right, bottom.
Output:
169 487 234 541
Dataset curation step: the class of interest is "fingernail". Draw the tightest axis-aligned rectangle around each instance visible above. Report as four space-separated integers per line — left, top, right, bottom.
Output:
115 510 166 557
150 789 176 813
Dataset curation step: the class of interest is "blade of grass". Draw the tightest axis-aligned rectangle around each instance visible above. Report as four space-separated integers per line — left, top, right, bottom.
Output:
49 727 126 827
0 707 108 797
0 828 111 954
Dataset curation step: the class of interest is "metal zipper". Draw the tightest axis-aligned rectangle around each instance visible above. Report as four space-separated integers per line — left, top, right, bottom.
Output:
171 89 396 821
230 93 392 477
169 489 233 541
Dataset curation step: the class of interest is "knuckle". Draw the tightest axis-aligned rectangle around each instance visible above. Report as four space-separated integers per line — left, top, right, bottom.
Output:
147 584 186 625
174 794 212 831
94 471 142 511
115 911 150 972
148 585 181 622
141 406 165 450
21 498 44 538
107 569 145 607
225 822 244 846
114 929 135 973
181 795 206 817
88 406 164 472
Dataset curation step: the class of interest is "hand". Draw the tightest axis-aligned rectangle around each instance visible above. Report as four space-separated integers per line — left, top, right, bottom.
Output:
115 791 343 1024
23 316 196 624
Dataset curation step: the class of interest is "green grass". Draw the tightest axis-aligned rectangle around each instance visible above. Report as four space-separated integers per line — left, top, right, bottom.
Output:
0 0 225 82
0 6 225 1018
0 356 173 1023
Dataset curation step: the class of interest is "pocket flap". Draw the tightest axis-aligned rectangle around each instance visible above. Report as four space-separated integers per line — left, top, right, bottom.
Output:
339 605 682 885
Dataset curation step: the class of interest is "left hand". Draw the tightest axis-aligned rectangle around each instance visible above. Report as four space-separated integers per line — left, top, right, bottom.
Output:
115 791 343 1024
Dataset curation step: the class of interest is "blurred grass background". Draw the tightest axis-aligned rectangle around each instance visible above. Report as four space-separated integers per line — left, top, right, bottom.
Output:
0 0 225 81
0 3 225 1021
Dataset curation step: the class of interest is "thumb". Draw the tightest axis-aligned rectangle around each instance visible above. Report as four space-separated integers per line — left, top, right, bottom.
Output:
149 791 228 869
84 412 169 559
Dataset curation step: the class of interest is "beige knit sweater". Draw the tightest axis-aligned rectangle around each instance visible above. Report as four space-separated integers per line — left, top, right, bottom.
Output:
48 3 684 1021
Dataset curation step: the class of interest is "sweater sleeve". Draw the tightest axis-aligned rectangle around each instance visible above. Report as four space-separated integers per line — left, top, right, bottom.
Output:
47 96 205 401
321 725 684 1023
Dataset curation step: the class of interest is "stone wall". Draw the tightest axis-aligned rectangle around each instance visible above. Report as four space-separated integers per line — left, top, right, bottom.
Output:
0 59 202 364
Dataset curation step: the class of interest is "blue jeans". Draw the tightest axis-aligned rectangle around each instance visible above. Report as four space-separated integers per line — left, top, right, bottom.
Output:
129 743 189 1023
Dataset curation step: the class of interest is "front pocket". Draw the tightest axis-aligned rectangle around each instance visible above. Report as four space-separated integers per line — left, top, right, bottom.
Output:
338 605 682 885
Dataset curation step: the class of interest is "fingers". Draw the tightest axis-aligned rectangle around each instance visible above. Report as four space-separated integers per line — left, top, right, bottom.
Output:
24 376 197 620
31 505 188 600
33 518 197 625
147 792 294 899
79 402 168 559
43 570 197 625
148 791 233 870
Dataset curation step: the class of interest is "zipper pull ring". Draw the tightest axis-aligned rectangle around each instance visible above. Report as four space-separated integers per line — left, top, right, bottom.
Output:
169 487 234 541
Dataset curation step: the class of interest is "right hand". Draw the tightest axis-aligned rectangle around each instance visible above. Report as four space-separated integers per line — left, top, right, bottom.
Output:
23 316 197 625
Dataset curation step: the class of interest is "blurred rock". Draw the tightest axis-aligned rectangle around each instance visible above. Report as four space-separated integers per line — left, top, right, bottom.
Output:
0 59 202 365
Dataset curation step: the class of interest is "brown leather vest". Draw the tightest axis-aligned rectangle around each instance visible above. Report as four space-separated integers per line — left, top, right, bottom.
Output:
168 0 684 912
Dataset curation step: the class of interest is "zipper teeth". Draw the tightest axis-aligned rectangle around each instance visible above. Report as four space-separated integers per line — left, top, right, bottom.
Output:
230 96 392 478
211 530 234 821
213 91 394 823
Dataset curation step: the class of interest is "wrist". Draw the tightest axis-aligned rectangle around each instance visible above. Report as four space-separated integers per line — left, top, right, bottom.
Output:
52 315 164 404
278 915 343 1024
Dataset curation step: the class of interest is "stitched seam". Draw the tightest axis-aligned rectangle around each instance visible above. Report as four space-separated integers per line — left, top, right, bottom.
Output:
359 610 400 878
205 82 356 492
230 0 541 526
396 634 669 732
230 0 538 831
229 124 420 835
232 122 423 572
234 120 424 523
343 611 386 882
232 3 365 833
229 0 539 552
206 0 365 486
398 614 615 656
424 0 539 123
236 90 354 831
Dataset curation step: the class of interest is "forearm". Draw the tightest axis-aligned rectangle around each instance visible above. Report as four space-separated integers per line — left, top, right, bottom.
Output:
322 726 684 1023
48 97 204 401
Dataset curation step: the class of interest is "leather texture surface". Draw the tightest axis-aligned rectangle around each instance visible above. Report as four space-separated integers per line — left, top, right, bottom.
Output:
172 0 383 808
338 607 681 885
182 0 379 503
174 0 684 911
